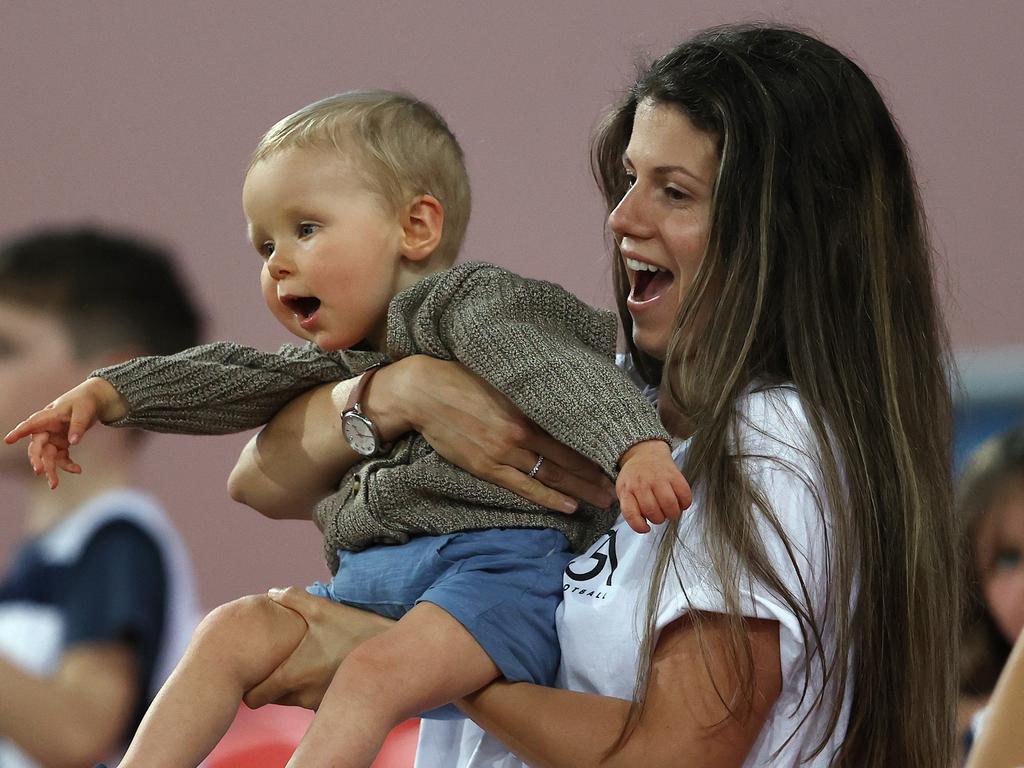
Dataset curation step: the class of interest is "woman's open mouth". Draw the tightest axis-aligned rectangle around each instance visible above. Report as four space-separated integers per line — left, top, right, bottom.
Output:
625 257 674 304
281 295 322 329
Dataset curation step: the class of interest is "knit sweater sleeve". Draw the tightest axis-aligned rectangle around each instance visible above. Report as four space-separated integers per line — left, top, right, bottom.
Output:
387 263 670 477
91 341 359 435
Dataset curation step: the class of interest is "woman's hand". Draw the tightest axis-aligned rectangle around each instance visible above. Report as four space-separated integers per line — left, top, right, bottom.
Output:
373 356 616 513
243 587 395 710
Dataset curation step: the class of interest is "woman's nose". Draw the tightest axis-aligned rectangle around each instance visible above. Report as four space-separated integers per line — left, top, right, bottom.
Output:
608 183 651 240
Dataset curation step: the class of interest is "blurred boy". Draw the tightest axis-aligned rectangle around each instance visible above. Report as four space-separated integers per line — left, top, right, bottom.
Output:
0 228 202 767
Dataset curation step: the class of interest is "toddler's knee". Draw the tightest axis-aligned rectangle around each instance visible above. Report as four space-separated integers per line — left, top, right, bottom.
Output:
194 594 292 654
190 594 305 683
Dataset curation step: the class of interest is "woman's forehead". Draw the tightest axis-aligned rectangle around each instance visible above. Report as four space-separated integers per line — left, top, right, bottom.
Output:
625 100 718 184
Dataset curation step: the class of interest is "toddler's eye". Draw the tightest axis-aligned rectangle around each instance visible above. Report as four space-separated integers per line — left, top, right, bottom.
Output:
260 242 275 258
299 223 318 238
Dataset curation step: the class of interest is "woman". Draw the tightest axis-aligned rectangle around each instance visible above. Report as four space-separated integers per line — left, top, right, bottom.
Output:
230 24 957 767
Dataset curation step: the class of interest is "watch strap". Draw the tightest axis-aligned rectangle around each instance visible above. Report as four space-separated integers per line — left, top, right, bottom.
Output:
345 363 387 412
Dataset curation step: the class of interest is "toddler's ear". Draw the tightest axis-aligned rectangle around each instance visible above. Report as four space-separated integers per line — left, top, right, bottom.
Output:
400 195 444 262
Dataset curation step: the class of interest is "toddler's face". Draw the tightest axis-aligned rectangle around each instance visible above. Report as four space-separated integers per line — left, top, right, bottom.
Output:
243 147 405 351
976 477 1024 644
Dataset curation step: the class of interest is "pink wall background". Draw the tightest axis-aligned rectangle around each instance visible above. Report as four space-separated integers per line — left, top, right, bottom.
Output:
2 1 1021 608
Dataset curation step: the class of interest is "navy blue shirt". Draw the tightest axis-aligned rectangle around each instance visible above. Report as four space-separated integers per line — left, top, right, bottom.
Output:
0 520 167 739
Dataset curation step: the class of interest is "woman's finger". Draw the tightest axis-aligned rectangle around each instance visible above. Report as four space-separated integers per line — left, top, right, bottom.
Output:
491 465 579 514
247 587 395 710
267 585 327 618
525 430 613 489
530 457 616 510
514 431 616 508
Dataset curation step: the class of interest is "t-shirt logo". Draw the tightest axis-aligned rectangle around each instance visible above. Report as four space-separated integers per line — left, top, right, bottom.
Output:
565 529 618 587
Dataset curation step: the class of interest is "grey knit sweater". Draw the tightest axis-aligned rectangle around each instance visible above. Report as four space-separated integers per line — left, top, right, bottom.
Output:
95 262 669 571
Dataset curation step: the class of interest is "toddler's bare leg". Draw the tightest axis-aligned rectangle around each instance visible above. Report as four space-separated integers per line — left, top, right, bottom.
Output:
286 601 500 768
119 594 307 768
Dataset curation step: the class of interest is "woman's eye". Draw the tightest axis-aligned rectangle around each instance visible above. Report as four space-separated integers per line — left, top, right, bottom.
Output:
624 173 637 188
299 223 317 237
665 186 689 202
994 548 1022 571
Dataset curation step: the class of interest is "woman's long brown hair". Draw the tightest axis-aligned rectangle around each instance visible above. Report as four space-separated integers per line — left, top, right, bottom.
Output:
593 25 956 766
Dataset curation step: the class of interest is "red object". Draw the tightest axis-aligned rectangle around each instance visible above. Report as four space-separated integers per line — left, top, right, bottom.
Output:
207 705 419 767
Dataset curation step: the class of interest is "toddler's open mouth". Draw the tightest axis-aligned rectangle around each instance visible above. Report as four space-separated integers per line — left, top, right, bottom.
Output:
281 295 322 321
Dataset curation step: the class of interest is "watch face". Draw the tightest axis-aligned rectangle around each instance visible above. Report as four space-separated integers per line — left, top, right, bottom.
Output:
342 413 378 456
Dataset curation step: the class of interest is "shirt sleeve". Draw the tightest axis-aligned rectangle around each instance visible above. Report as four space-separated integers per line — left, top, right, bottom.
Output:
388 264 670 476
655 389 832 680
60 521 167 656
92 341 360 434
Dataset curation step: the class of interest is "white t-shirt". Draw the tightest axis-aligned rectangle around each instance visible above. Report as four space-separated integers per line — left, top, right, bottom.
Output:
416 386 852 767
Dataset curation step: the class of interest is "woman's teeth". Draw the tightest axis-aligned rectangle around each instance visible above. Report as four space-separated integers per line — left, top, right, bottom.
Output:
625 257 664 273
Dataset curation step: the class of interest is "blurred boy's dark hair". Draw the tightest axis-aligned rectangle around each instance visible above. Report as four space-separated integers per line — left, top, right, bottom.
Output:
0 227 203 358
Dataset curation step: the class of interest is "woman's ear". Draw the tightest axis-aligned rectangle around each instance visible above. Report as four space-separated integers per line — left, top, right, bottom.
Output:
400 195 445 263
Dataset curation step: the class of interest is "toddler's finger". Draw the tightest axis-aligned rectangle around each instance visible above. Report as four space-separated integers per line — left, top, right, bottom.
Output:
671 472 693 509
653 482 683 520
28 433 50 474
635 487 665 525
40 442 60 489
620 493 651 534
55 455 82 475
67 404 95 445
4 414 45 444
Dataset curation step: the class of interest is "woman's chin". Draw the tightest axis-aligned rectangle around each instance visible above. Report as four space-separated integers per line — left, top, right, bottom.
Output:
631 328 668 361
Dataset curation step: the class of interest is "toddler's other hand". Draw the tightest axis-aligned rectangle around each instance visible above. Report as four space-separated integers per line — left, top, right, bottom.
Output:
616 440 692 534
3 377 127 489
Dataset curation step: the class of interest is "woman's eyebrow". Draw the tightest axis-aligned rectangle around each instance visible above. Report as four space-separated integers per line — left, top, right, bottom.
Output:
621 153 707 186
652 164 708 187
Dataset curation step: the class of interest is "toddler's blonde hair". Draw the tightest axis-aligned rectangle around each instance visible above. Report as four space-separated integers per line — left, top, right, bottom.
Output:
251 90 471 264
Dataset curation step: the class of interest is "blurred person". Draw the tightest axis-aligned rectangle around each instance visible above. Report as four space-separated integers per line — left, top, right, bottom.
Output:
959 425 1024 761
0 228 202 767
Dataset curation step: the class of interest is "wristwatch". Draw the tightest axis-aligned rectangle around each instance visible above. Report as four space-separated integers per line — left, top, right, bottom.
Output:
341 363 392 457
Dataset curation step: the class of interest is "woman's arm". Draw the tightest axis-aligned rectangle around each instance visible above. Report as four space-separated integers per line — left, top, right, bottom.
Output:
461 612 780 768
228 355 616 519
226 376 362 520
245 589 781 768
964 630 1024 768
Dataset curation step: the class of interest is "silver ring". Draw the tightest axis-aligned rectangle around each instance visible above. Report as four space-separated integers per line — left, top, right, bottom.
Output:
528 455 545 479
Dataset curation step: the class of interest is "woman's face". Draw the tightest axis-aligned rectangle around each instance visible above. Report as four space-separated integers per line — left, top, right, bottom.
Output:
609 98 718 360
976 477 1024 644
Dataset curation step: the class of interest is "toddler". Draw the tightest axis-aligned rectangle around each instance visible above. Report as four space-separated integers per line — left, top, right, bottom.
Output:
6 91 689 768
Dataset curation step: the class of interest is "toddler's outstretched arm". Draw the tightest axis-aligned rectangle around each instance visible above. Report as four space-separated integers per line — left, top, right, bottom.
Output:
617 440 691 533
4 377 127 488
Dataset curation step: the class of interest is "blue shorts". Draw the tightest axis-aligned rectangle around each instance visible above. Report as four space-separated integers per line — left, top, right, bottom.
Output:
307 528 571 718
